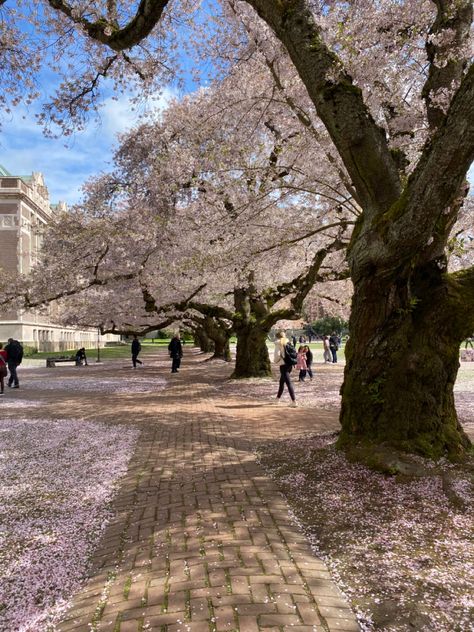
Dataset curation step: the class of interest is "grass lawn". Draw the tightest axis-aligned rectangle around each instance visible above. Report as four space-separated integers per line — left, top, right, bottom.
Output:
26 340 172 361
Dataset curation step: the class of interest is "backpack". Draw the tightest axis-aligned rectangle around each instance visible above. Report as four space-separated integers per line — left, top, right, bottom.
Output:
284 343 298 366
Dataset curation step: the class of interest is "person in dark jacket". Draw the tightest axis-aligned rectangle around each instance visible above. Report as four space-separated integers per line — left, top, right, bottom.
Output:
168 334 183 373
329 332 340 363
4 338 23 388
304 345 314 380
131 335 143 368
75 347 88 366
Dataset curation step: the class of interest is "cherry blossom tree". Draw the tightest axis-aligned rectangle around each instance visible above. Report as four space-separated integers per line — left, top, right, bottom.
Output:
1 0 473 458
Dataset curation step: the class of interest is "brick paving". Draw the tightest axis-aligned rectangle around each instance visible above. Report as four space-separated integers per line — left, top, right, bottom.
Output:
41 349 360 632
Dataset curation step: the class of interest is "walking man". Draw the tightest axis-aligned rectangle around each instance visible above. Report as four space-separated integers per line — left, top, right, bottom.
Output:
168 333 183 373
4 338 23 389
131 335 143 368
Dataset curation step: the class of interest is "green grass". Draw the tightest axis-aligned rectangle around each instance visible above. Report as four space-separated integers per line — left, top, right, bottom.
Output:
27 341 171 360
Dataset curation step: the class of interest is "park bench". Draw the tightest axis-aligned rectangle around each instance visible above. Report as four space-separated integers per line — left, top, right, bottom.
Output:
46 356 77 368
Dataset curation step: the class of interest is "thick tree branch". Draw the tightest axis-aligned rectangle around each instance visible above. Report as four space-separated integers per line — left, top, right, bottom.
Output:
248 0 402 214
47 0 171 51
388 62 474 258
422 0 473 130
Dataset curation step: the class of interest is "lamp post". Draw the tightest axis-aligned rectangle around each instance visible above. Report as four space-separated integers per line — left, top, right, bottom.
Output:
96 327 101 363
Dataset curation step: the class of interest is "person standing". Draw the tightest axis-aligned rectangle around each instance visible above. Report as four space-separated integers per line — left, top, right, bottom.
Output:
304 345 314 380
273 330 297 406
329 332 339 363
131 335 143 368
0 343 7 396
296 346 307 382
323 335 332 363
168 333 183 373
4 338 23 389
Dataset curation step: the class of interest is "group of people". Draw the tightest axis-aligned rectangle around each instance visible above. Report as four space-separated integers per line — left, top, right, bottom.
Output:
130 333 183 373
0 338 24 394
323 333 341 363
273 330 343 406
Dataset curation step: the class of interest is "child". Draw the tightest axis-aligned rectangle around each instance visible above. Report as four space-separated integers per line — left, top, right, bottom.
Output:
296 346 307 382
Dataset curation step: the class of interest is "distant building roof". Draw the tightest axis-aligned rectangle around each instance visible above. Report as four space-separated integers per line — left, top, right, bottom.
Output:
0 164 12 176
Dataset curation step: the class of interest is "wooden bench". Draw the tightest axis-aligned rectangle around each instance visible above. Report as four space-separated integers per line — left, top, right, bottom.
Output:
46 357 77 368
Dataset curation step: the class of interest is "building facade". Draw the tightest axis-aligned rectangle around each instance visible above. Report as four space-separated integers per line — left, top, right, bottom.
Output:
0 165 118 351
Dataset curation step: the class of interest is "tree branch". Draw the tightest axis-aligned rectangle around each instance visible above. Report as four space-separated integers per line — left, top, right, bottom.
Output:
422 0 473 130
47 0 171 51
248 0 402 214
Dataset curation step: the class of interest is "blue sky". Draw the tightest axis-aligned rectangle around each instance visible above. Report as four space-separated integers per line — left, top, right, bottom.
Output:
0 88 177 206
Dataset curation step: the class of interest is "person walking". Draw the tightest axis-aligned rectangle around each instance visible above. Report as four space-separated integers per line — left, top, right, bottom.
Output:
0 343 7 396
323 335 332 363
304 345 314 380
329 332 339 363
273 330 297 406
4 338 23 389
168 333 183 373
296 346 307 382
131 335 143 368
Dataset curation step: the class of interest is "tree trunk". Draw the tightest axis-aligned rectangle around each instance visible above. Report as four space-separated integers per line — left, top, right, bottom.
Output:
194 328 214 353
232 324 271 378
339 262 472 460
202 316 233 362
210 337 232 362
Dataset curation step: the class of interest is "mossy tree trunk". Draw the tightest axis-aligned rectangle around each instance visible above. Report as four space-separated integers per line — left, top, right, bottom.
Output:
232 283 272 378
250 0 474 459
233 321 272 378
339 263 474 459
193 327 214 353
201 316 232 362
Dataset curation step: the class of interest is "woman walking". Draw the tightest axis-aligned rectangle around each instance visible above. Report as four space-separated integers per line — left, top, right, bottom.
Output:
273 331 297 406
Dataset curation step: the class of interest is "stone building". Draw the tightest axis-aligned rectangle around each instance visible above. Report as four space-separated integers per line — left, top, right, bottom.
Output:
0 165 118 351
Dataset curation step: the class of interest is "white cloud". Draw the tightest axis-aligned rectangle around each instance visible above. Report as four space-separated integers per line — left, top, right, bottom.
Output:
0 88 177 206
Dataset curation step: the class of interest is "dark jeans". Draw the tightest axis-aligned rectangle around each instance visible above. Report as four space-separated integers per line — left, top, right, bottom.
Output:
171 356 181 372
331 348 338 363
306 363 313 379
7 362 19 387
298 369 307 381
132 353 142 367
277 365 295 401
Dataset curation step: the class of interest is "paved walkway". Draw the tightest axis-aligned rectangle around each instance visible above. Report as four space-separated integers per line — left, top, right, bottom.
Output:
18 349 360 632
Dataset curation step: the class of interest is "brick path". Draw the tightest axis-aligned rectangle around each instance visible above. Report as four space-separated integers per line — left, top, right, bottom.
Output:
49 349 360 632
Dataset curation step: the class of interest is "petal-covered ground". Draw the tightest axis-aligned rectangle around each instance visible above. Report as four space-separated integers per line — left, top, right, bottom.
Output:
258 434 473 631
0 418 139 632
245 362 474 631
24 376 166 393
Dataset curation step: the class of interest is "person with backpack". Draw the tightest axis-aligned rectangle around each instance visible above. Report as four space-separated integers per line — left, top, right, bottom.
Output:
273 330 297 406
329 332 340 363
4 338 23 389
0 343 7 395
